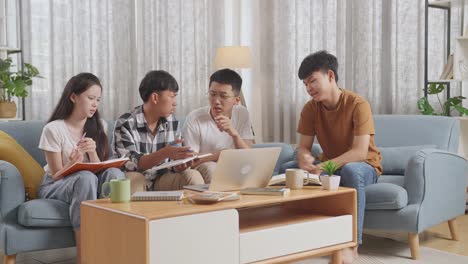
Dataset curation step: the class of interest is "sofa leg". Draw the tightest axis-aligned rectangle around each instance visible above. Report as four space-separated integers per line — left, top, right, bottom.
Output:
448 218 459 241
3 254 16 264
408 233 420 260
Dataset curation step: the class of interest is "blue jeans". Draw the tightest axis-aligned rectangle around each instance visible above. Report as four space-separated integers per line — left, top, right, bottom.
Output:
280 161 377 244
38 168 126 229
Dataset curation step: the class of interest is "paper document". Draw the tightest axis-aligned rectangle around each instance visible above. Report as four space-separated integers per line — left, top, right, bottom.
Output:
154 153 213 170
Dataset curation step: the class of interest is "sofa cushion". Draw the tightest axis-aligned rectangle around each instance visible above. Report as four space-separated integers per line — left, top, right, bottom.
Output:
377 175 405 187
0 131 45 199
18 199 71 227
365 183 408 210
380 145 436 175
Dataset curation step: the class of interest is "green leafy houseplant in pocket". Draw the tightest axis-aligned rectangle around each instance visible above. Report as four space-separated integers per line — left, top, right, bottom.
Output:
320 160 341 191
0 57 41 118
417 83 468 116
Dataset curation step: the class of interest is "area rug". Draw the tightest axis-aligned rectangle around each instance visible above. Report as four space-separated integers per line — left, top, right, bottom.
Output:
292 235 468 264
4 235 468 264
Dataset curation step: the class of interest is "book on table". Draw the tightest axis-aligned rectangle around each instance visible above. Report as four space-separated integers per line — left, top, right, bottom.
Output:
131 191 184 201
268 173 322 186
240 187 290 196
54 157 129 178
154 153 213 170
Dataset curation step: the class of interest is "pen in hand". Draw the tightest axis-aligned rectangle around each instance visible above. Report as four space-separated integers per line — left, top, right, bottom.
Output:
76 132 87 147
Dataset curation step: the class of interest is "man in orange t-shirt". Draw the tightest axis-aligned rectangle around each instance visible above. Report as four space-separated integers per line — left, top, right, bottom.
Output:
294 50 382 263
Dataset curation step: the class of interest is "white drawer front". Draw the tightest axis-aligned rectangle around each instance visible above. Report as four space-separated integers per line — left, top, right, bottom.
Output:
240 214 353 263
149 209 239 264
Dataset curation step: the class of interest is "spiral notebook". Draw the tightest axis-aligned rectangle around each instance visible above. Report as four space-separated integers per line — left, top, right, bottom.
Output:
131 191 184 201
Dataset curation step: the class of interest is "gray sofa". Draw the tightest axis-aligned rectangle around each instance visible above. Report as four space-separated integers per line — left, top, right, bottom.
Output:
0 120 295 263
365 115 467 259
280 115 467 260
1 115 466 262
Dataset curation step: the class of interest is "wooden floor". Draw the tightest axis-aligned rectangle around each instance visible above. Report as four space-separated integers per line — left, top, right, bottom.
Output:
366 212 468 256
2 213 468 264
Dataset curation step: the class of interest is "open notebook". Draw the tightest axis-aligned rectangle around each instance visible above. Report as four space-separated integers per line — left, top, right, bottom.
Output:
54 157 129 178
268 173 321 186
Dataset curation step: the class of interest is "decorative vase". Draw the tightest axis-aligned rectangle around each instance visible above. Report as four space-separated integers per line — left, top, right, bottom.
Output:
319 175 341 191
0 101 17 118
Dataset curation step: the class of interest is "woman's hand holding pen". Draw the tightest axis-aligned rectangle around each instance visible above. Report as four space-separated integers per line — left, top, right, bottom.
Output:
76 137 97 155
69 148 84 164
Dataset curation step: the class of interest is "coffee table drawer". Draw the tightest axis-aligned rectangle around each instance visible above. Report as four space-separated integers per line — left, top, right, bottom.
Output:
240 214 352 263
149 209 239 264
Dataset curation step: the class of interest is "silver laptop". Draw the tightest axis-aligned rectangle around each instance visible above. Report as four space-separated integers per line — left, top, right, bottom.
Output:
184 147 281 192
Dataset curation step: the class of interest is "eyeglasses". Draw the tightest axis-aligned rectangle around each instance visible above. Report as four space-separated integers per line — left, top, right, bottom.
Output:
207 91 237 101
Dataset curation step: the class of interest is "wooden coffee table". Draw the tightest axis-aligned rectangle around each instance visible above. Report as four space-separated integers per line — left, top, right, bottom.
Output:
81 186 356 264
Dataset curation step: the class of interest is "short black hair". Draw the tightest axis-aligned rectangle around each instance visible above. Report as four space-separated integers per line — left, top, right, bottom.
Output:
209 68 242 95
298 50 339 82
139 70 179 102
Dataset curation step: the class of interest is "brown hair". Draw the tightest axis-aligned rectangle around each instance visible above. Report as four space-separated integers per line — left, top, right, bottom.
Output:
48 72 109 160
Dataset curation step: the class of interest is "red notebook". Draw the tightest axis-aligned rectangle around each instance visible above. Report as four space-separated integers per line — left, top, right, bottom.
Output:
54 157 129 178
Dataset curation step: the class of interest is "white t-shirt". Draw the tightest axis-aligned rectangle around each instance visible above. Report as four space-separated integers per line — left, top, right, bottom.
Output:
182 105 254 153
38 119 107 175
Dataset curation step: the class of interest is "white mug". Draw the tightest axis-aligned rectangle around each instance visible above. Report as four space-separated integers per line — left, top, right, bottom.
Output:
285 169 308 190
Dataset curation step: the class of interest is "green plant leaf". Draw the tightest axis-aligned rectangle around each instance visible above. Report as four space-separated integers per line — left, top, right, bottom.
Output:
417 97 435 115
0 58 12 72
0 57 40 102
446 96 465 107
13 79 27 98
321 160 340 176
427 83 445 95
454 105 468 116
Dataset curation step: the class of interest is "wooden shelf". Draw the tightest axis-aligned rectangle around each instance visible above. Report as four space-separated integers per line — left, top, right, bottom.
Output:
239 205 330 233
429 0 451 8
428 79 461 83
454 38 468 79
0 117 21 122
0 46 21 51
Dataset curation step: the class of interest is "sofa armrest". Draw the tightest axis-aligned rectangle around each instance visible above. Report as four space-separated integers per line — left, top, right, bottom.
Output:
404 149 467 206
0 161 26 224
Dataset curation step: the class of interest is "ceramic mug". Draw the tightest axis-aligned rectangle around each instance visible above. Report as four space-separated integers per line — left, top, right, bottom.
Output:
285 169 308 190
101 179 131 203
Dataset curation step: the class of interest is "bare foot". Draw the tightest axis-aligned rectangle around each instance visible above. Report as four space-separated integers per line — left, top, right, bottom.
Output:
341 247 358 264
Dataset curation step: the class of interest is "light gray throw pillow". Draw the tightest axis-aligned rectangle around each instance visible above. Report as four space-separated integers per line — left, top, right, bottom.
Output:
380 145 436 175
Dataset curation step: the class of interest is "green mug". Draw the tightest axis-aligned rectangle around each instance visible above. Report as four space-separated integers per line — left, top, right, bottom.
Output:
101 179 131 203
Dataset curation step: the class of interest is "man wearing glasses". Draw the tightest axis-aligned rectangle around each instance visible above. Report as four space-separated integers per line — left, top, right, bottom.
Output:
182 68 254 183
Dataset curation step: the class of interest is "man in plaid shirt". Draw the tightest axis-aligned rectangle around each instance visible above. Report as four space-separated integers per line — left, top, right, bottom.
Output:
113 70 204 191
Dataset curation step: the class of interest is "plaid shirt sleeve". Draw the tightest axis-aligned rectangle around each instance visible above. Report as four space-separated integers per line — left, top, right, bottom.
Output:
113 118 144 172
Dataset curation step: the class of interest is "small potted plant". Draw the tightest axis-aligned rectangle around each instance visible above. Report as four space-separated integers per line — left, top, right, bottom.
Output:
319 160 341 191
0 57 40 118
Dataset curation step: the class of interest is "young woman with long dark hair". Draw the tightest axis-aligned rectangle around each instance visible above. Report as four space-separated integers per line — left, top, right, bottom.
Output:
37 73 125 264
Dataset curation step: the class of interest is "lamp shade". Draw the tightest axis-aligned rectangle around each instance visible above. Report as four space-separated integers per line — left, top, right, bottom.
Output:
214 46 252 69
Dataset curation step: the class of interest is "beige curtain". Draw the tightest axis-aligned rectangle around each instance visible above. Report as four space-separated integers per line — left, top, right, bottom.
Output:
249 0 463 143
21 0 224 120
